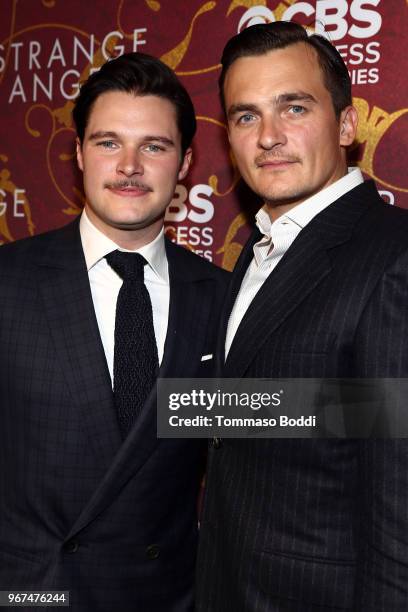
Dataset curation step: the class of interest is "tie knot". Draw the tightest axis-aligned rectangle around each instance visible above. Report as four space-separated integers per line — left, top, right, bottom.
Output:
106 250 147 281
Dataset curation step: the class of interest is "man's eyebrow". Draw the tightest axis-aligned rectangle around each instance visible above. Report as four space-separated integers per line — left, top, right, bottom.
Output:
275 92 317 105
87 131 119 141
142 135 176 147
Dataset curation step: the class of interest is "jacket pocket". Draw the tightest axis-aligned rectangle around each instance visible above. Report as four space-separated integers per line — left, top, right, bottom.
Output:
259 549 355 609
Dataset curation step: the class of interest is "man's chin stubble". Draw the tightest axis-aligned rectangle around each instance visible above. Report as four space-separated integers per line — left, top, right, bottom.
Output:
261 189 308 208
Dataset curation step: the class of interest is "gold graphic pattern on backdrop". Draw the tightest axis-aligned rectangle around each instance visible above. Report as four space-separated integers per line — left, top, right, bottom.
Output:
117 0 161 40
354 97 408 193
161 2 216 69
227 0 267 15
145 0 161 11
217 212 247 271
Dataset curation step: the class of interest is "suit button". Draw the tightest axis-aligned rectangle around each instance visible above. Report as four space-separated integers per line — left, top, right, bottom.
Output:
145 544 160 560
63 538 79 554
212 437 222 449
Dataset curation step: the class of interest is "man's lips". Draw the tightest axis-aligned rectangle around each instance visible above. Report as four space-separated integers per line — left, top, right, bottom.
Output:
108 187 149 197
256 158 299 168
105 182 152 197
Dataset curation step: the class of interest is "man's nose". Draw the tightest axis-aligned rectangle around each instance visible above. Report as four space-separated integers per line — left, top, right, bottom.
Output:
117 148 143 176
257 115 287 150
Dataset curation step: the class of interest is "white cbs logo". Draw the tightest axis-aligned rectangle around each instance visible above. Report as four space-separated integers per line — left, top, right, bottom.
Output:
165 184 214 224
238 0 382 41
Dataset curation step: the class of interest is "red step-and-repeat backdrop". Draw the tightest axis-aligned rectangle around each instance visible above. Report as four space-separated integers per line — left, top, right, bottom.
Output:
1 0 407 270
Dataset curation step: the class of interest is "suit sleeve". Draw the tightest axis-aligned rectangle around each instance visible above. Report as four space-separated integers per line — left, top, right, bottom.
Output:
353 248 408 609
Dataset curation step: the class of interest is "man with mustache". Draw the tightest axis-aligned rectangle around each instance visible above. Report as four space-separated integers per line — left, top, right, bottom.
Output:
0 52 227 611
197 21 408 610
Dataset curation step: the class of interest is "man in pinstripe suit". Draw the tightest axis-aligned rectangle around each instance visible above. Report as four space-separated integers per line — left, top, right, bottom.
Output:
197 22 408 611
0 53 227 611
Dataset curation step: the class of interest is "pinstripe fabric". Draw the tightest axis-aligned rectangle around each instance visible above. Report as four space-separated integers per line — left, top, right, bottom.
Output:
0 219 229 612
197 181 408 611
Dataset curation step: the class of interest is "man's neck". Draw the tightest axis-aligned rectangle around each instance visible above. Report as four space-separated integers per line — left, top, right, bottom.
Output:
265 166 351 223
85 207 164 250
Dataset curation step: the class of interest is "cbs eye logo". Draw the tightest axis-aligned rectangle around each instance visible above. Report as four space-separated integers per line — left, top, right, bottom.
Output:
237 1 382 41
237 6 275 33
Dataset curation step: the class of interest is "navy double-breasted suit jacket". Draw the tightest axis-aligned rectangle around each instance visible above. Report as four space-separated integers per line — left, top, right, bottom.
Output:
0 218 228 611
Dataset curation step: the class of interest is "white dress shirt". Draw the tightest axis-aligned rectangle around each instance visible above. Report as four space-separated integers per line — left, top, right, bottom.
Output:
225 168 364 357
80 211 170 383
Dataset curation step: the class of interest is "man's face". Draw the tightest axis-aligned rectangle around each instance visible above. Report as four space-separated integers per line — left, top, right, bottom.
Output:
76 91 191 246
223 43 357 216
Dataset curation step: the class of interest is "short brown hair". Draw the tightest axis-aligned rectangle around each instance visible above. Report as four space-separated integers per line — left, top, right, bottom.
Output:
219 21 351 119
73 52 196 154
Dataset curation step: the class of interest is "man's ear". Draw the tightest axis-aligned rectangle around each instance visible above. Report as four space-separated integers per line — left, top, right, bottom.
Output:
76 137 84 172
178 147 193 181
339 105 358 147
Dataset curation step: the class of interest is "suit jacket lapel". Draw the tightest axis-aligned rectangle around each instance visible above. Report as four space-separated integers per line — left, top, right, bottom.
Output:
225 182 376 378
34 220 122 469
160 238 215 378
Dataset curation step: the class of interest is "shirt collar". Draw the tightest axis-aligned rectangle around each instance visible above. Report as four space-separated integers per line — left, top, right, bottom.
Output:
79 209 168 282
256 167 364 236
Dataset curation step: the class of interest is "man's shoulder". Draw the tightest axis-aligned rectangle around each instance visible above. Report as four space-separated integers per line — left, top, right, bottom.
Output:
355 181 408 240
0 220 78 268
326 179 408 247
337 181 408 276
165 237 230 283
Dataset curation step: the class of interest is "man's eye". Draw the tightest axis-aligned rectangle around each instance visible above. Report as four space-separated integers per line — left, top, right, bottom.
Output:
97 141 117 149
289 105 305 114
237 113 256 124
145 144 165 153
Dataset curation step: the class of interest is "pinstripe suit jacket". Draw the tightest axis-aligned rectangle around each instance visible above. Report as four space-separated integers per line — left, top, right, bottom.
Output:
197 181 408 611
0 218 228 611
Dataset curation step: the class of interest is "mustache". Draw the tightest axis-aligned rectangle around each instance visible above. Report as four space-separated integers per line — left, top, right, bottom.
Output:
255 153 300 166
104 179 152 192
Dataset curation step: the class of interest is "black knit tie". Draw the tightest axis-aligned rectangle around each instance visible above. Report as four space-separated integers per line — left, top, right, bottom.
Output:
106 250 159 438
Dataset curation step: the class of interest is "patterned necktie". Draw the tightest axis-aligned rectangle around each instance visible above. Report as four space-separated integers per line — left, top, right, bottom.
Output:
105 250 159 438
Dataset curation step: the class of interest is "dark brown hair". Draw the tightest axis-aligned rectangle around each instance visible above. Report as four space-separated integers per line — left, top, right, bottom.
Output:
219 21 351 119
73 52 196 154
